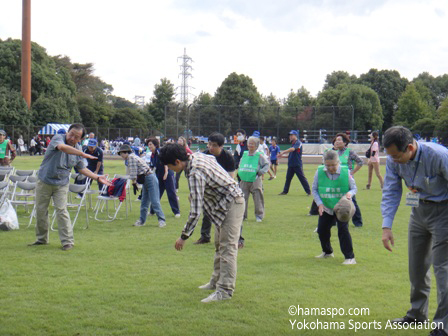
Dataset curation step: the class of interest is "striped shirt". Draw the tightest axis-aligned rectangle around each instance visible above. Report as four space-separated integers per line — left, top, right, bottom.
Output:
125 153 151 179
181 153 244 240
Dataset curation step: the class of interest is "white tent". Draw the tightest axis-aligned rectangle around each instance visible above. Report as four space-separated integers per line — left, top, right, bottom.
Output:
38 123 71 135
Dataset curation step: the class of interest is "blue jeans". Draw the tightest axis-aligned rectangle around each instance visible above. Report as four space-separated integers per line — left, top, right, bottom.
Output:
140 174 165 223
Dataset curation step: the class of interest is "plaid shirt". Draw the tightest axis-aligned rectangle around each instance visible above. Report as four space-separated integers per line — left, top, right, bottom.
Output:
181 153 244 240
126 153 151 179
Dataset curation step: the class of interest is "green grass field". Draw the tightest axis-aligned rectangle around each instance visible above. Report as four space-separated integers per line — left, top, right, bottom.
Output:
0 156 437 335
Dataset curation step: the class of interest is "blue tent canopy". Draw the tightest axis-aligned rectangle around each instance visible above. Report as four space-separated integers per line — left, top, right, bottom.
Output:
38 123 71 135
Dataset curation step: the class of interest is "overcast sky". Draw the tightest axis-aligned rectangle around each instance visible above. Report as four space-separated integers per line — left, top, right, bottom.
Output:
1 0 447 104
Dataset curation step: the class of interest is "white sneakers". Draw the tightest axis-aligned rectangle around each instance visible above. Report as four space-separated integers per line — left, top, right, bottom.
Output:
198 282 216 290
256 217 262 223
133 220 144 227
201 290 231 303
158 220 166 228
342 258 357 265
174 214 181 218
315 252 334 258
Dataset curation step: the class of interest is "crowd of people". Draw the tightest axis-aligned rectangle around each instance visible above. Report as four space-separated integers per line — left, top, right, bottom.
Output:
3 122 448 335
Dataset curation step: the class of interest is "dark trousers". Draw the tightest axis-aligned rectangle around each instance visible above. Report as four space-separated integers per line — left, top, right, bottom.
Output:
317 211 354 259
283 165 311 194
200 213 244 243
151 173 179 215
310 196 363 227
175 171 182 190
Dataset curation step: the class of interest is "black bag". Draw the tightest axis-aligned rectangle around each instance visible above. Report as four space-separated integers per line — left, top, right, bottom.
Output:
365 144 372 159
136 173 146 185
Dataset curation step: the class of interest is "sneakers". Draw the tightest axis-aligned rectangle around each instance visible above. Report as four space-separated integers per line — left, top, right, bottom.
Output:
198 282 216 290
278 192 287 195
201 290 231 303
62 244 73 251
158 220 166 228
366 184 371 190
194 237 211 245
268 176 274 181
174 213 181 218
133 220 145 227
342 258 357 265
315 252 334 258
256 217 262 223
313 227 318 233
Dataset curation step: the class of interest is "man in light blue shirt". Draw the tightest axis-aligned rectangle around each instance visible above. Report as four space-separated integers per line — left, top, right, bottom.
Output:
381 126 448 336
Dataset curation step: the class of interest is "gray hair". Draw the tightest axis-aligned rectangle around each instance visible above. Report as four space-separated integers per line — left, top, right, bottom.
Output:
248 136 260 147
323 150 340 162
383 126 413 152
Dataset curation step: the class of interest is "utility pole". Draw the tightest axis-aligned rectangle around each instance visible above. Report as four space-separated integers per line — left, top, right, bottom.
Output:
177 48 194 106
21 0 31 108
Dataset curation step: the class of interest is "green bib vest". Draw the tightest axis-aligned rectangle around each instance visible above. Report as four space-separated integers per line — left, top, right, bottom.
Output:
317 165 350 209
0 139 9 159
238 151 260 182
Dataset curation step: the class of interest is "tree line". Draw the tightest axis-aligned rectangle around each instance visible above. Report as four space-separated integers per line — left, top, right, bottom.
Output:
1 38 448 141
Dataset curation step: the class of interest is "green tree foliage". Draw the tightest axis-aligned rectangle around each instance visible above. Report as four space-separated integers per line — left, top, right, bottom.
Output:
0 87 32 125
412 118 436 138
146 78 175 124
111 107 147 129
358 69 408 131
285 87 315 107
0 38 80 124
338 84 383 130
316 84 383 130
323 71 357 90
437 96 448 119
435 115 448 144
213 72 263 132
395 83 432 128
214 72 262 106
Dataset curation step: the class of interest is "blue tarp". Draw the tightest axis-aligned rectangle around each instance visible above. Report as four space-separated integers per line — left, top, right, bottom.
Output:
38 123 71 135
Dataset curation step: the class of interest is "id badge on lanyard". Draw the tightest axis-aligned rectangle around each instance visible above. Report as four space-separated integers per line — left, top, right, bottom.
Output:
406 192 420 207
405 148 422 207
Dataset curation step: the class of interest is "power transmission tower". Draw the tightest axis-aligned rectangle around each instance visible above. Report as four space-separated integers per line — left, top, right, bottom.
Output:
177 48 194 106
134 95 145 108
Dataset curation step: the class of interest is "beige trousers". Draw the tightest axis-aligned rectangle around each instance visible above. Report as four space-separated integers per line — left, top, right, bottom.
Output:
210 196 244 295
35 179 73 246
240 177 265 219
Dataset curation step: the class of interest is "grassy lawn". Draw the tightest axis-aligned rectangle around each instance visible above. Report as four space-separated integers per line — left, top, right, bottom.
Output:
0 155 437 335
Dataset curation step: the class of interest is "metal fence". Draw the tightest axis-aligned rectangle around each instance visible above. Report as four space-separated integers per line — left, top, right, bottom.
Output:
1 105 375 146
164 104 371 143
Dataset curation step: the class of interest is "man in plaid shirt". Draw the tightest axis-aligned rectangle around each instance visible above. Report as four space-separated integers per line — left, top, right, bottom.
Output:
160 143 245 303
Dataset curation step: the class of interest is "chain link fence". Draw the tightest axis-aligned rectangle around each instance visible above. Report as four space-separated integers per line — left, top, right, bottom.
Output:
164 104 371 144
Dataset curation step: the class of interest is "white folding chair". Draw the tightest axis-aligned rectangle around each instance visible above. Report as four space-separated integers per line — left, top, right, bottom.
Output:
15 169 35 177
50 178 91 230
0 181 9 204
9 181 37 228
94 176 128 222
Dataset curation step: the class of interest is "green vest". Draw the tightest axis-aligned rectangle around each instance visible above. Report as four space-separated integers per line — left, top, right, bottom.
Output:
339 148 350 166
0 139 9 159
317 165 350 209
324 148 351 168
238 151 260 182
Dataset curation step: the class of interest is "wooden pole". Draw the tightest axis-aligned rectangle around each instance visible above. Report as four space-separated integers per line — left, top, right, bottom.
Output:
21 0 31 108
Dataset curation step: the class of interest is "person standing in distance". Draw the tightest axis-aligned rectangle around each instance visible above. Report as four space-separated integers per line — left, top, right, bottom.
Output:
278 130 311 196
382 126 448 336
